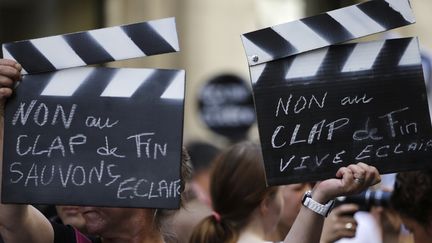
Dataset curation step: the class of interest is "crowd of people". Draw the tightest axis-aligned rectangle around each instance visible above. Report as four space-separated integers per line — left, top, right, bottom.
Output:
0 58 430 243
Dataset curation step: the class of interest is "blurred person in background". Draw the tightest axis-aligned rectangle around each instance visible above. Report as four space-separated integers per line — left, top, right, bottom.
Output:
391 170 432 243
266 184 364 243
266 183 310 241
189 141 381 243
170 141 220 243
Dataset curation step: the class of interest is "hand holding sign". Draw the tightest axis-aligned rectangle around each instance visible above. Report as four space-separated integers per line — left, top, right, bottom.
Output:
0 59 21 101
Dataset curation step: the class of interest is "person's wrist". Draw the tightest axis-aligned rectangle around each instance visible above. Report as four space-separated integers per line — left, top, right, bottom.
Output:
311 188 333 204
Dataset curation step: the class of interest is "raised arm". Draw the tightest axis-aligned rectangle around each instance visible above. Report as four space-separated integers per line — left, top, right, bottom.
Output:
283 163 380 243
0 59 54 243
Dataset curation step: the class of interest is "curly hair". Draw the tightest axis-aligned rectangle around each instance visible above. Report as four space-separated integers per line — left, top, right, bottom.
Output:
391 170 432 226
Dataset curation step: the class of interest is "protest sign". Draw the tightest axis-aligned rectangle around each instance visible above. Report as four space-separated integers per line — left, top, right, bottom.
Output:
2 18 185 208
241 0 432 185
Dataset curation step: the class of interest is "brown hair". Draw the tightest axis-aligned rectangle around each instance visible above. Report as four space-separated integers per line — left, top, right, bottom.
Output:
391 170 432 226
158 147 192 234
189 141 277 243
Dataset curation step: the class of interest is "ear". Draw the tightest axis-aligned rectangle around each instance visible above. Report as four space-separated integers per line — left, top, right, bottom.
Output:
259 193 273 216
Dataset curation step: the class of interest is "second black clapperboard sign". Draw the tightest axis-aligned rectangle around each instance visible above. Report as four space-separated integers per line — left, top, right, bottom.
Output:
241 0 432 185
2 18 185 208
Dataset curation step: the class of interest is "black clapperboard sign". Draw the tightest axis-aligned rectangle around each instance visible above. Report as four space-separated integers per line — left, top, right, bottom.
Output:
1 18 186 208
241 0 432 185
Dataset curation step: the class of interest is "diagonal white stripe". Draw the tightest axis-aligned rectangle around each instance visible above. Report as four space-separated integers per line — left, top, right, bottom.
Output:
161 70 185 99
241 35 274 65
272 20 329 53
2 45 13 60
328 6 386 37
399 38 421 66
286 47 329 79
250 63 267 84
31 36 86 70
2 47 28 74
342 41 385 73
385 0 415 23
101 69 153 97
41 67 94 96
149 17 180 51
89 27 145 60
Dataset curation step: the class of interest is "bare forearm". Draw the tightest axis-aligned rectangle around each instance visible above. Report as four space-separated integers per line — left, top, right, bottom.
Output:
0 77 53 243
283 206 324 243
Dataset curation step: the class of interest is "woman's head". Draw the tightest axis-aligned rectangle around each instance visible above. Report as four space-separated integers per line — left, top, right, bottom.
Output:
391 170 432 242
189 141 282 243
79 147 192 239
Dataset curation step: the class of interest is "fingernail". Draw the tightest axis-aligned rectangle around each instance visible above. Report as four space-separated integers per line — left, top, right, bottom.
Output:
15 63 22 71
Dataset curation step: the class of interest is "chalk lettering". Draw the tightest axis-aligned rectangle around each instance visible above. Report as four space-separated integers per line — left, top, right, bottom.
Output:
12 100 38 126
51 104 77 129
356 145 373 160
40 165 55 186
378 107 410 137
134 179 148 197
308 120 325 144
118 178 182 200
117 177 137 199
315 154 329 166
89 161 104 184
272 126 286 148
126 133 168 159
280 156 295 172
97 136 126 158
59 164 74 188
353 118 383 141
276 95 292 117
394 143 403 154
294 96 307 113
16 134 86 158
275 92 327 117
290 125 307 145
12 100 77 128
148 181 159 199
158 180 169 198
294 156 309 170
69 134 87 154
376 145 390 158
9 162 24 183
326 118 350 140
341 94 373 106
105 164 121 186
8 161 135 189
48 136 66 157
71 166 86 186
24 163 38 187
332 150 345 164
271 118 350 148
33 103 49 126
354 141 432 161
85 116 119 129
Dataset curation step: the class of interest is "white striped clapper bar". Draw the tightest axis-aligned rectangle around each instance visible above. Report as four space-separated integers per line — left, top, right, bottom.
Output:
241 0 415 66
36 67 185 100
250 37 421 85
2 17 179 74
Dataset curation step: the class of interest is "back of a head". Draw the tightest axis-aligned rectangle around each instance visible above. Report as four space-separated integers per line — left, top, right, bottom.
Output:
391 170 432 226
189 141 277 243
187 141 220 173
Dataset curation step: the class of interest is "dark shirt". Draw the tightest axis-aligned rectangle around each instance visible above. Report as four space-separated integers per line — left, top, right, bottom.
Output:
52 222 101 243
